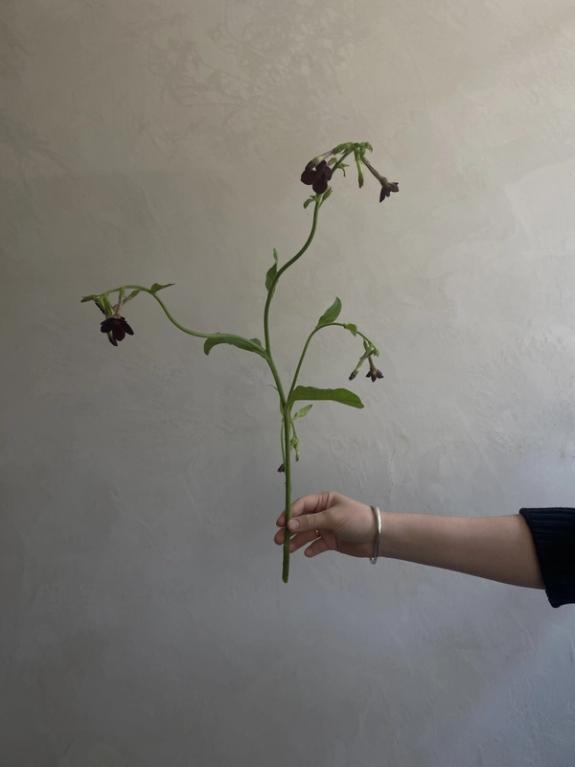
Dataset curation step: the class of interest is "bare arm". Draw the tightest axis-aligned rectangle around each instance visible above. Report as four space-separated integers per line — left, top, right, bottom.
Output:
379 511 545 589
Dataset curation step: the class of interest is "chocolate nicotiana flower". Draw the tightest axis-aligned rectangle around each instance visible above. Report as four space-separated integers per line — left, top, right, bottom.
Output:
81 142 398 583
359 153 399 203
300 158 334 194
366 355 384 382
301 142 399 206
100 316 134 347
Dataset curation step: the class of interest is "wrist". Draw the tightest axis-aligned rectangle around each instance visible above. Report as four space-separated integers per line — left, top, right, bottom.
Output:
378 511 403 558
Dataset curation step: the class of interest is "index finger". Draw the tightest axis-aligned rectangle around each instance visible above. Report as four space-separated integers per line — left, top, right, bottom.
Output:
275 491 333 526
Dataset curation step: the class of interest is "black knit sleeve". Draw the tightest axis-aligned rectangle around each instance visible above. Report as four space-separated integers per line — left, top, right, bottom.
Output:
519 508 575 608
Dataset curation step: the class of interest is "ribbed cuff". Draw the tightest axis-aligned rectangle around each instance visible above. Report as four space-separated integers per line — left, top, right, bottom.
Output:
519 508 575 608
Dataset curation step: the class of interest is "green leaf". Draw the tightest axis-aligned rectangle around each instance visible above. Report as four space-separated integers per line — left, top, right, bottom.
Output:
125 288 141 302
265 264 277 291
150 282 175 294
81 294 107 315
317 297 342 326
203 334 265 356
303 196 315 209
293 403 313 419
100 294 114 315
290 385 364 409
265 249 279 291
343 323 358 336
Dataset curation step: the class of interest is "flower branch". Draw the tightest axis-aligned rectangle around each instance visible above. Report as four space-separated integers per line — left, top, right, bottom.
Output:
80 140 398 584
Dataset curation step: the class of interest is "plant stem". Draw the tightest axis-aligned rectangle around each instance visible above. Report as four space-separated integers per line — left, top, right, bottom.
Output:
261 199 323 582
282 405 292 583
106 284 213 340
263 199 321 355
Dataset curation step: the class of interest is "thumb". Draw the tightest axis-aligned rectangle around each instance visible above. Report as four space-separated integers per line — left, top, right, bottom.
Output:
276 491 336 529
287 490 336 532
288 510 329 533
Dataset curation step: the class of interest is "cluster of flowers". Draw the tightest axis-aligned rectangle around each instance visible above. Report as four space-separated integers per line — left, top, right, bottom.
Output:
300 143 399 203
87 142 396 394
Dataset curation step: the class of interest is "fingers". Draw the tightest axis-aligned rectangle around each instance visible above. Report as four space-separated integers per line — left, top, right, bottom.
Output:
303 537 329 558
273 527 319 547
288 529 320 552
276 491 333 527
274 528 328 558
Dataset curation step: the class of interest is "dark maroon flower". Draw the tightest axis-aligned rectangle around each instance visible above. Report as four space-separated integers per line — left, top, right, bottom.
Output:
379 178 399 203
360 154 399 204
100 316 134 347
300 159 333 194
366 355 384 382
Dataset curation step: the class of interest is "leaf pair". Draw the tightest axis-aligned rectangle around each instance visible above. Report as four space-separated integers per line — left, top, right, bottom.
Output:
287 296 364 409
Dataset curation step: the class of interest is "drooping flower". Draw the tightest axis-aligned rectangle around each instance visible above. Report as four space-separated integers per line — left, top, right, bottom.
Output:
366 355 383 382
360 154 399 204
100 316 134 347
300 159 333 194
379 178 399 203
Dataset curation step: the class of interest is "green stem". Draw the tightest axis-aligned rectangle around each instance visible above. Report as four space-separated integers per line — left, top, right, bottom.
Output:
263 199 321 355
282 404 292 583
106 284 213 339
261 200 325 582
105 285 270 363
287 322 378 403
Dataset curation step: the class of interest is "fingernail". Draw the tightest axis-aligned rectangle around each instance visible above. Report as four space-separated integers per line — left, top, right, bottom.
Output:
289 519 299 530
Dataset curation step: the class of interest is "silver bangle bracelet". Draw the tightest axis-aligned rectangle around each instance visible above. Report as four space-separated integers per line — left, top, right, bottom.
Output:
369 505 382 563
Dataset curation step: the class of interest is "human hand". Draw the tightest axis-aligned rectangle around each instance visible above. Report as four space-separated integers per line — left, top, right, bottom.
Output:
273 490 378 559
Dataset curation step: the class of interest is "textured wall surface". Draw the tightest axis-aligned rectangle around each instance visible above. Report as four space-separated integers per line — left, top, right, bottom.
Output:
3 2 575 765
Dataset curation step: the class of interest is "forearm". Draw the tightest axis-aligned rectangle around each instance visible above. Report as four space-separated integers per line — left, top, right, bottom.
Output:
380 512 545 590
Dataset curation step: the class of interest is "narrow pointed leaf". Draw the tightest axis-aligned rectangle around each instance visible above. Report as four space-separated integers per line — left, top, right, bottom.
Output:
290 385 364 409
265 249 279 291
317 297 342 326
124 288 141 302
343 323 358 336
204 334 265 356
265 263 277 291
100 294 113 315
150 282 175 294
293 404 313 419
